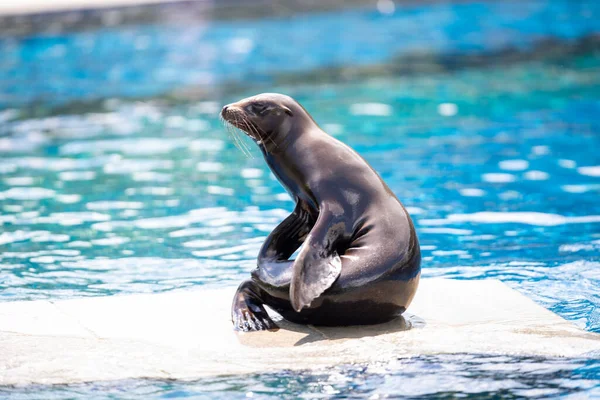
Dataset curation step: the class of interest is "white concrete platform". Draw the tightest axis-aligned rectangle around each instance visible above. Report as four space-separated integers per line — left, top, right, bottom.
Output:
0 278 598 385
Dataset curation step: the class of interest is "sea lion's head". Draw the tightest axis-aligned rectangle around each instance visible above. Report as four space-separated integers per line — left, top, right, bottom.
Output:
221 93 308 151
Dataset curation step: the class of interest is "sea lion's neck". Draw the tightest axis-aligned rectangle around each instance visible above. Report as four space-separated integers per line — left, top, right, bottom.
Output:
260 121 321 206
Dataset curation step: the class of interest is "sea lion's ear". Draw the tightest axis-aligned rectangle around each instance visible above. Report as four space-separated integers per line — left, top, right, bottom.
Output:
281 105 293 117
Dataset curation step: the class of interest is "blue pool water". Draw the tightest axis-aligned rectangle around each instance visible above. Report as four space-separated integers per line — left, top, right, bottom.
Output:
2 0 600 107
1 0 599 397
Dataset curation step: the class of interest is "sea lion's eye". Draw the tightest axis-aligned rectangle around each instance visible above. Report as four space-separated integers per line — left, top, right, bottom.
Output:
252 102 268 114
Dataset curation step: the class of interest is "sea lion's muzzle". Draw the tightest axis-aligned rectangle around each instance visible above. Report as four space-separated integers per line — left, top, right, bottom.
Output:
220 104 238 121
220 104 262 141
220 104 243 126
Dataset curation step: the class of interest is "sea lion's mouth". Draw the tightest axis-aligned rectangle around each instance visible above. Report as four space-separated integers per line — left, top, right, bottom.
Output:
220 104 277 157
220 108 257 139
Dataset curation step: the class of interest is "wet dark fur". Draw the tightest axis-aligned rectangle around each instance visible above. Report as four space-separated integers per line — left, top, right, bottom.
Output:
221 93 421 331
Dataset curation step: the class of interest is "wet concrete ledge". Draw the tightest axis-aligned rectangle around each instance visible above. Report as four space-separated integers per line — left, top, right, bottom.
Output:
0 278 598 385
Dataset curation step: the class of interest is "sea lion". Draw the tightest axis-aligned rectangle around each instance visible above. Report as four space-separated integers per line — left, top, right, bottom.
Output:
221 93 421 331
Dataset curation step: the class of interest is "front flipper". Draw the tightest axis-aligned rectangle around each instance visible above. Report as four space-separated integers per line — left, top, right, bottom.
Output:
289 205 345 312
256 201 313 288
232 280 279 332
251 260 293 289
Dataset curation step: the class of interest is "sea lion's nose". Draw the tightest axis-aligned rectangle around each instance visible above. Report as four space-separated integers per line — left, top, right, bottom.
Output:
221 105 229 116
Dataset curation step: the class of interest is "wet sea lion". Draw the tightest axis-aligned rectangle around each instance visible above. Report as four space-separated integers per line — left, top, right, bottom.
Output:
221 93 421 331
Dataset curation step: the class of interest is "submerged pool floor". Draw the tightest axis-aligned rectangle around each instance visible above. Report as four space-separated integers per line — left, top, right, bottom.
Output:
0 0 599 397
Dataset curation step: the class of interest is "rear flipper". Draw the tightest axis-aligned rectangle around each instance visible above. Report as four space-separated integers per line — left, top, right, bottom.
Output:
231 280 279 332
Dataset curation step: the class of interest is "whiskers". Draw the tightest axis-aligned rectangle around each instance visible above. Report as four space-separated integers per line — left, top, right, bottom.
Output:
220 111 278 157
220 113 253 158
237 113 279 153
